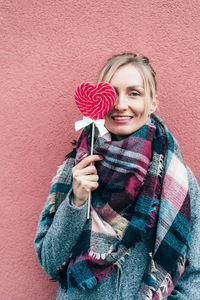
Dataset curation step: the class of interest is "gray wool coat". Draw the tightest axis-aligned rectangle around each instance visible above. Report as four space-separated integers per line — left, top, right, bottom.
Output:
34 167 200 299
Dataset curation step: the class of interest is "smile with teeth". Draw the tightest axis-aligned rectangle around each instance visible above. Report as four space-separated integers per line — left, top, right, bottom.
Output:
112 116 133 120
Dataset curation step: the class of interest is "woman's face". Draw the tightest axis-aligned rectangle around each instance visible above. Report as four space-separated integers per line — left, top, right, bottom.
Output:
104 64 157 140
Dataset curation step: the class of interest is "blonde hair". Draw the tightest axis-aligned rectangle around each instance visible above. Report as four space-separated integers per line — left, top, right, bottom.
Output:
97 53 157 114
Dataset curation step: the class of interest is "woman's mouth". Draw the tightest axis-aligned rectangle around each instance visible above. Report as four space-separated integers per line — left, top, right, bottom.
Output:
111 116 134 123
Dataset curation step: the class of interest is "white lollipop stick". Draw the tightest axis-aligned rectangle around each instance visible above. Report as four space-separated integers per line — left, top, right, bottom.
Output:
87 122 95 219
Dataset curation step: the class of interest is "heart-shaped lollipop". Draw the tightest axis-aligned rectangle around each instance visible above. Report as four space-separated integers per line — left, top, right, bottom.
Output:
74 82 116 120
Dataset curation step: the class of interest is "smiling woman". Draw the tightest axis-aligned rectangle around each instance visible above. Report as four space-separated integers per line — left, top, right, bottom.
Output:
34 53 200 300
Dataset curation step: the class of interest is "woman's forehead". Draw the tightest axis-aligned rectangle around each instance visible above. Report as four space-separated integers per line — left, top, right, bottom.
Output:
110 64 144 88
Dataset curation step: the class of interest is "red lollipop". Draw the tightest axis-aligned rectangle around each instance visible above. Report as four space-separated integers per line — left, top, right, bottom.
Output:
74 82 116 120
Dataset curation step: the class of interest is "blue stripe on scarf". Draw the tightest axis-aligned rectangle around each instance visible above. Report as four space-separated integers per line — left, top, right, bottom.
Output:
50 182 71 194
71 260 97 289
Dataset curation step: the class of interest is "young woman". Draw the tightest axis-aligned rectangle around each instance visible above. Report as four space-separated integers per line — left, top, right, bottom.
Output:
34 53 200 299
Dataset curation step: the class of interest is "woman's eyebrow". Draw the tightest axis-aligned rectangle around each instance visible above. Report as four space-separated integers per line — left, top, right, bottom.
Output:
127 85 144 91
112 85 144 91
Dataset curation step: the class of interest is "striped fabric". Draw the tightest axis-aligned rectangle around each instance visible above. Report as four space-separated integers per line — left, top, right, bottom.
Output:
43 114 191 299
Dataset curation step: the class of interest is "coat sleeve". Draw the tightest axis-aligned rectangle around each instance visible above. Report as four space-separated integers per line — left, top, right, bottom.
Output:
167 167 200 299
33 160 88 278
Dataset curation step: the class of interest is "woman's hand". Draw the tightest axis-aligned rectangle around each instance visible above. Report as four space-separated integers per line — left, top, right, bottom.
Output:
72 155 103 207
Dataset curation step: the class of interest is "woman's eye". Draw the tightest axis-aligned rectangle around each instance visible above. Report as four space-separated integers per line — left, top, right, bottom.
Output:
130 91 140 97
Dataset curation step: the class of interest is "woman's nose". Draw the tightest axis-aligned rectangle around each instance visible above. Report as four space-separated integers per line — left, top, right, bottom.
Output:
114 94 128 111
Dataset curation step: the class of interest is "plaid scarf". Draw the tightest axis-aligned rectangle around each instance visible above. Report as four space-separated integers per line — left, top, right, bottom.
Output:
43 114 191 299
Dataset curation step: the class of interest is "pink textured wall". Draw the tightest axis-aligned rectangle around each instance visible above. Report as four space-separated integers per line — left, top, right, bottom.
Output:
1 1 200 299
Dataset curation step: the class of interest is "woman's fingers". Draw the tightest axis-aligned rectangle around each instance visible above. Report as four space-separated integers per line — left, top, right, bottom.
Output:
73 165 97 177
72 154 103 177
76 174 99 182
73 155 103 171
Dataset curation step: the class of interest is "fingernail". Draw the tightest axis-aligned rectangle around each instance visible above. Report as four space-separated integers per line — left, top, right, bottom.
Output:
98 155 104 159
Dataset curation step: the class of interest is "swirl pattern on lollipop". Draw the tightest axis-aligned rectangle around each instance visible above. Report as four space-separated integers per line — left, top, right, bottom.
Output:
74 82 116 120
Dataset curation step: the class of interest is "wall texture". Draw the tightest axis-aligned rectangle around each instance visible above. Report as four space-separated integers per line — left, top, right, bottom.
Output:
1 0 200 299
